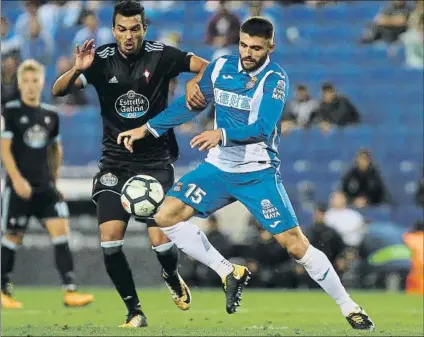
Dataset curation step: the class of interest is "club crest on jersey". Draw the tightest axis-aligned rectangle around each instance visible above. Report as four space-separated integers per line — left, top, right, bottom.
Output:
115 90 150 119
245 76 257 89
99 173 118 187
143 69 150 83
23 124 48 148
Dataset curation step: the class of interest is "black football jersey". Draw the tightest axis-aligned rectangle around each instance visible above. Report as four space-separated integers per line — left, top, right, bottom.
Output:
79 40 193 171
1 100 60 189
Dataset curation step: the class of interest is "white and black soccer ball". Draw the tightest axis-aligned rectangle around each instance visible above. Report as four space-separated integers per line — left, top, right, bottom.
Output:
121 175 164 217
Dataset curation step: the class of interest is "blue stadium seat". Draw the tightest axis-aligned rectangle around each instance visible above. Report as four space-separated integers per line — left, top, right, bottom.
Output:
359 206 393 223
392 206 424 227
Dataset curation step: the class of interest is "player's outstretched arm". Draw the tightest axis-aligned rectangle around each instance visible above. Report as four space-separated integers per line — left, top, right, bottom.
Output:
52 39 95 96
221 72 289 147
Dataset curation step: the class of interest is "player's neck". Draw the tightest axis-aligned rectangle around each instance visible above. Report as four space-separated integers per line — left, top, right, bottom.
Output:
21 97 40 108
118 46 143 60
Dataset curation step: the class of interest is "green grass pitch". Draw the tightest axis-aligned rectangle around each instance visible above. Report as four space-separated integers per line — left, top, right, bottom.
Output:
2 288 423 336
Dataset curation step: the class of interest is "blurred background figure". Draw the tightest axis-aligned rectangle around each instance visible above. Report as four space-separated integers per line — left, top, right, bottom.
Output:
360 0 412 45
315 82 361 134
415 169 424 208
281 84 319 135
324 191 366 249
1 54 20 107
403 220 424 294
341 149 389 209
205 0 240 49
401 13 424 69
72 11 113 48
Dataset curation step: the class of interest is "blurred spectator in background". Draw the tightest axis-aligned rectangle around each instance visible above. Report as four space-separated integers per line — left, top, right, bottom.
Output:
1 16 21 57
51 56 87 106
306 0 338 8
403 220 424 294
1 55 20 107
243 1 276 26
281 84 319 135
315 82 361 134
295 204 347 288
360 0 412 45
415 169 424 208
407 0 424 30
341 149 389 208
401 13 424 69
72 11 113 48
19 16 54 65
205 0 240 48
324 191 366 249
243 219 291 288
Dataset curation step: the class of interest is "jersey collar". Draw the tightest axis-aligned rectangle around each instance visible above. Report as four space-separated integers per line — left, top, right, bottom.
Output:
238 56 270 78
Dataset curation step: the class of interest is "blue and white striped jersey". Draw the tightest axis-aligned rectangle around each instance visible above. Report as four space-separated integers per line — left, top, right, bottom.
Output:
147 55 289 173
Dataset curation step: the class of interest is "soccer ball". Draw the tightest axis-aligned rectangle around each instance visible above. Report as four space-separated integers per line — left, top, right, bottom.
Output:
121 175 164 217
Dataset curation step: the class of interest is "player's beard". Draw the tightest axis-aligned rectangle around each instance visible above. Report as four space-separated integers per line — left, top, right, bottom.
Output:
240 53 268 73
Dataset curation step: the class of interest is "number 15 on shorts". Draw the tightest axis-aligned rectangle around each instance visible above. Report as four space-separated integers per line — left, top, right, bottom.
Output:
185 184 206 204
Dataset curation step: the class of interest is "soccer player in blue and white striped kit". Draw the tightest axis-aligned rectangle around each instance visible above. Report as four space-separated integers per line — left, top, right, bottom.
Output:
117 17 375 330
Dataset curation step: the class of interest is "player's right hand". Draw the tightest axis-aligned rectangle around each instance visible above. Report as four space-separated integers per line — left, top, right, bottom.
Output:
75 39 95 71
117 125 149 153
12 176 32 200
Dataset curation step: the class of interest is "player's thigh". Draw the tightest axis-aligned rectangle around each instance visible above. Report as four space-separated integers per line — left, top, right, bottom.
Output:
1 184 31 236
165 162 234 220
44 218 69 238
153 196 198 227
95 192 129 241
232 168 299 235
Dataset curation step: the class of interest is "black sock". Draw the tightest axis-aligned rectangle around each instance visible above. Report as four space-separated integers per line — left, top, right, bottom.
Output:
102 245 140 313
53 240 76 289
153 242 179 276
1 243 16 293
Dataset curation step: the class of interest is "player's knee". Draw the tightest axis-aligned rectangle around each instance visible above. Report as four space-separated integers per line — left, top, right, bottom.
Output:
45 218 69 238
274 226 309 260
154 197 193 228
148 227 169 247
3 232 25 246
99 220 126 242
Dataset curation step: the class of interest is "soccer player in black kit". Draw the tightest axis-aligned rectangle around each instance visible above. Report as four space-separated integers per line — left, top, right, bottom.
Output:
52 1 209 327
1 59 94 309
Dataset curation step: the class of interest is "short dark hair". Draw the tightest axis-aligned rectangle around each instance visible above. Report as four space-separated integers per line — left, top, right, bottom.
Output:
296 84 307 91
321 82 335 92
113 0 147 27
240 16 274 41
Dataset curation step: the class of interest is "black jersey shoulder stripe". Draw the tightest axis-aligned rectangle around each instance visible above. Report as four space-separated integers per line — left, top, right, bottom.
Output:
4 100 21 108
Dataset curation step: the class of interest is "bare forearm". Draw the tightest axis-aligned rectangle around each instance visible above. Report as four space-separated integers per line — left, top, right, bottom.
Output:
52 66 82 96
48 143 63 182
190 55 209 75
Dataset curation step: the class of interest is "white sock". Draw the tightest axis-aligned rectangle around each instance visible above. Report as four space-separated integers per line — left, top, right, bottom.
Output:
160 221 234 278
296 245 359 316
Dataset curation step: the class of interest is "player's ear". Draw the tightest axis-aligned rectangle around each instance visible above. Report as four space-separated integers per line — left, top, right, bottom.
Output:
268 41 275 54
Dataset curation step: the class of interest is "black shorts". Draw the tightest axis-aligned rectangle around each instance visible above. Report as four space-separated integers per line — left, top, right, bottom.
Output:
1 184 69 234
91 164 175 226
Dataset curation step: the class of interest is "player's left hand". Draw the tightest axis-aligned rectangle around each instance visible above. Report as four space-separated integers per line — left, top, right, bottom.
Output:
186 78 206 110
190 130 222 151
117 125 148 153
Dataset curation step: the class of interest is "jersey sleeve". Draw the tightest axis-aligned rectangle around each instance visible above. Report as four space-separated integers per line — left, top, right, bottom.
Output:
1 109 15 139
146 59 217 138
221 71 289 147
162 45 193 78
